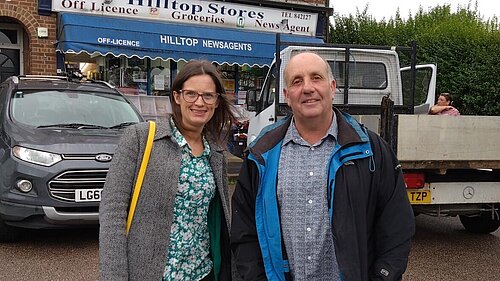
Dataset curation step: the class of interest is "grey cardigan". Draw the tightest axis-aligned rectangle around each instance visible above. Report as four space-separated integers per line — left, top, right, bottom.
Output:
99 117 232 280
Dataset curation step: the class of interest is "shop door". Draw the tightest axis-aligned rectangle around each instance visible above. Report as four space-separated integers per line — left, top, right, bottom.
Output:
0 48 20 83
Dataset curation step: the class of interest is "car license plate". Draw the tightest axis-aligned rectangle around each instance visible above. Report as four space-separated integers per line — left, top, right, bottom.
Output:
75 189 103 202
407 190 431 204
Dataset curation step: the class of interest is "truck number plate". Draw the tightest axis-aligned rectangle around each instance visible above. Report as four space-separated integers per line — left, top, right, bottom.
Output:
407 190 431 204
75 189 103 202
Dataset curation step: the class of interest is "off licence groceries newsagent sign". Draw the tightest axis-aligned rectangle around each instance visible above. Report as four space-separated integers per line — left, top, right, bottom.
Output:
52 0 318 36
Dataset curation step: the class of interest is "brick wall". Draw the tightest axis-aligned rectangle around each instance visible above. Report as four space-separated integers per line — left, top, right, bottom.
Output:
0 0 57 75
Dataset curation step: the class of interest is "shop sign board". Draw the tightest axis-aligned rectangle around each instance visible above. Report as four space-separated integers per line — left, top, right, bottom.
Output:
57 13 323 67
51 0 318 36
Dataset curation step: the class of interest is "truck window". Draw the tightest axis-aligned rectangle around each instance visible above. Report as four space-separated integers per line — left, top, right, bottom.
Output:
401 67 432 106
328 61 388 90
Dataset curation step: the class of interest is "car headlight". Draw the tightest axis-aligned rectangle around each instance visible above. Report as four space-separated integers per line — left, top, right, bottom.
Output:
12 146 62 167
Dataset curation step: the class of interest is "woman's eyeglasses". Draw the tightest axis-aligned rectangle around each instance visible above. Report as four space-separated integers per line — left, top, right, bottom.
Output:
178 90 220 105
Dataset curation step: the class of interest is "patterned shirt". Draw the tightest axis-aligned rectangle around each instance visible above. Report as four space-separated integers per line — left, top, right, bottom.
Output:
163 120 215 281
277 113 340 281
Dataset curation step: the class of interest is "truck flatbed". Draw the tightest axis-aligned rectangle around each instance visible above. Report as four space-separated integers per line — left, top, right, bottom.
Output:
397 115 500 169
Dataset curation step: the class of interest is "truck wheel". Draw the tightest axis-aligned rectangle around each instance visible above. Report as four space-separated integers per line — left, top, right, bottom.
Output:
0 218 19 242
459 212 500 234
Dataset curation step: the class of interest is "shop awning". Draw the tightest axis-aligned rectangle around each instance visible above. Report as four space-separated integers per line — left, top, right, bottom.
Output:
56 13 323 67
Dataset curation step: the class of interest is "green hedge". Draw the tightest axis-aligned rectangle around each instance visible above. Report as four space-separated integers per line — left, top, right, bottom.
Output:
329 5 500 115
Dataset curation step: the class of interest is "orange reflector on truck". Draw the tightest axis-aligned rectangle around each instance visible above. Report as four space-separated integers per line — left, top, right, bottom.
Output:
403 173 425 189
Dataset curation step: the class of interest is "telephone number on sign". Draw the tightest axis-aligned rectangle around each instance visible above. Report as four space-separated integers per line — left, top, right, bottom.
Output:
294 13 312 20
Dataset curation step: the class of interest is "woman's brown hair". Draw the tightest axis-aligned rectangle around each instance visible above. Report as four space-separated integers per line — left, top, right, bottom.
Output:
170 60 236 144
440 92 453 105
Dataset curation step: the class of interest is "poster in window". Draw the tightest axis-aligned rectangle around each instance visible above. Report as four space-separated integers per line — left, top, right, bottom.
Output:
154 75 165 90
237 90 246 105
222 79 235 92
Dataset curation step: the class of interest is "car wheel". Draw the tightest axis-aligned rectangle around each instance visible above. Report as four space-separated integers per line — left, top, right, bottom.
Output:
459 212 500 234
0 218 20 242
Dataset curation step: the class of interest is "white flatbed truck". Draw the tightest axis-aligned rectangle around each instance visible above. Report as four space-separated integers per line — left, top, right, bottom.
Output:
245 39 500 233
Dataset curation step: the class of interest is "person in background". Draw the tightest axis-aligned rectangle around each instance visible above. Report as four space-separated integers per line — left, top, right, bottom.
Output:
99 60 236 281
231 52 415 281
429 92 460 116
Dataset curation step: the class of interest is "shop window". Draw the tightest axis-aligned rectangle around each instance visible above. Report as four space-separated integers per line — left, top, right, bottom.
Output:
106 57 121 87
64 54 173 96
103 56 148 95
220 64 237 103
238 65 267 107
65 62 84 79
150 59 170 96
123 57 147 95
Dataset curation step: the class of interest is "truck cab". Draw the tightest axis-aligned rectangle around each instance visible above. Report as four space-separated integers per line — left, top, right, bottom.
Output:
246 45 437 144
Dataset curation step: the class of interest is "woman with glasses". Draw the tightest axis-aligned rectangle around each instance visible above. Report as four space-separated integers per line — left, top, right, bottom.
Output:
99 60 236 281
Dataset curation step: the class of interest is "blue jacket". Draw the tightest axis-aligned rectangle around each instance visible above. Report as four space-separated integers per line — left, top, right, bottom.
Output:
231 109 415 281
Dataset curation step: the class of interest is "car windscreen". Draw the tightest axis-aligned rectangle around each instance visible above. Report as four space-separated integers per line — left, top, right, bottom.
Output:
10 90 142 128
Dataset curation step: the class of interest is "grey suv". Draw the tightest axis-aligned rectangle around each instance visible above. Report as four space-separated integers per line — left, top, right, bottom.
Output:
0 76 143 241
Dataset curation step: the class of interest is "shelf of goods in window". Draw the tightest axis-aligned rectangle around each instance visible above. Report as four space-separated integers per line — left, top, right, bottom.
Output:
239 72 255 88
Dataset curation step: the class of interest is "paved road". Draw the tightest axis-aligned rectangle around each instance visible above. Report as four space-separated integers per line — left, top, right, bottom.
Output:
405 215 500 281
0 227 99 281
1 215 499 280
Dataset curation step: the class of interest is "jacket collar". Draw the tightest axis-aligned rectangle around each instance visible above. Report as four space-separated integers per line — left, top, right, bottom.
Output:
333 107 368 146
249 107 369 160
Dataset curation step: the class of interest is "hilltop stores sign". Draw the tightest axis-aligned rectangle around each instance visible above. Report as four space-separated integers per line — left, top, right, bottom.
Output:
52 0 318 36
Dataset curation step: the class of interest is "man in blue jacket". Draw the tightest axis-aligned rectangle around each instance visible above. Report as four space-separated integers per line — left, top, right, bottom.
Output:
231 52 415 281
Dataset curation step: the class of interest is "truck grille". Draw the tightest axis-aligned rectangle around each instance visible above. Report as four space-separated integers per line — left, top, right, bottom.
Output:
48 170 108 202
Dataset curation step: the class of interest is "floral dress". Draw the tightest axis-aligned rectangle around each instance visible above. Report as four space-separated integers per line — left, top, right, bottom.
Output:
163 121 216 281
